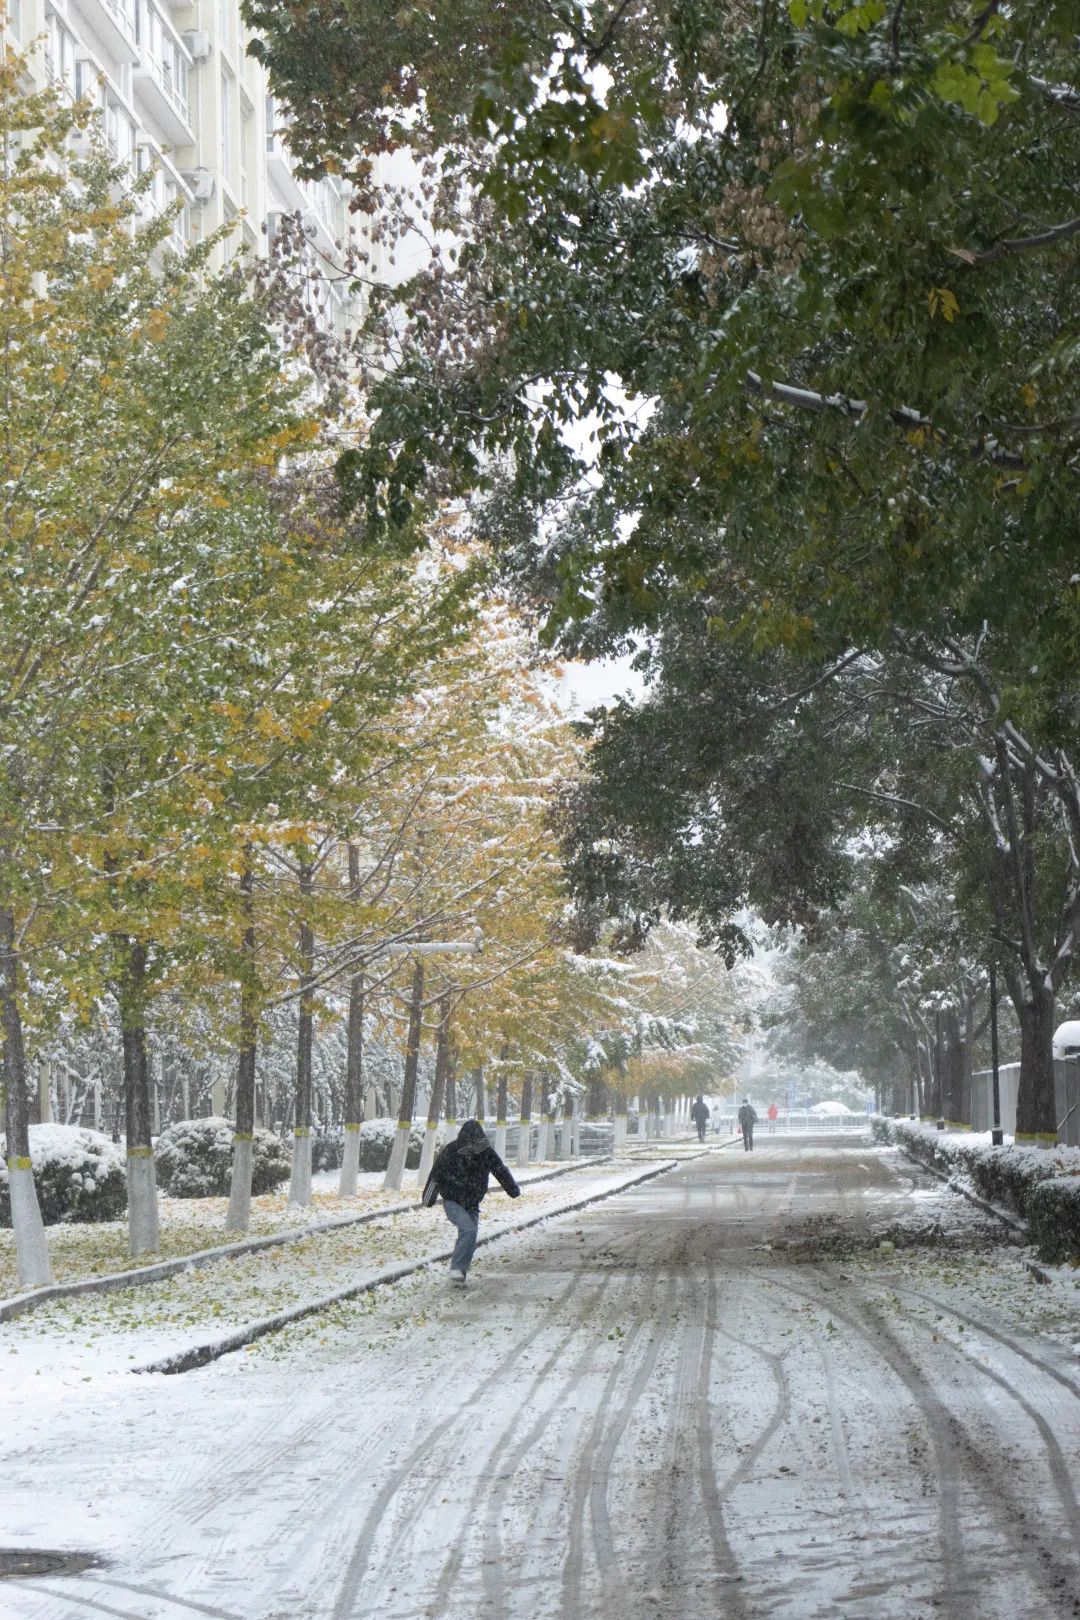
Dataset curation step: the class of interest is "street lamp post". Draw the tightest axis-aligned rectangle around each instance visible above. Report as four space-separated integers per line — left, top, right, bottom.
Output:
989 961 1004 1147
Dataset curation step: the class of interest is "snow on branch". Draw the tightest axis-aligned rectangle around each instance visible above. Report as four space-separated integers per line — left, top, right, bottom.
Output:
743 371 1027 469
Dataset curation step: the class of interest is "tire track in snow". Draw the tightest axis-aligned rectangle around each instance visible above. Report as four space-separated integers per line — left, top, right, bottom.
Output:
557 1266 673 1617
8 1578 243 1620
881 1293 1080 1568
424 1270 622 1617
770 1266 1080 1612
473 1217 660 1616
685 1263 757 1618
755 1269 969 1608
852 1290 1080 1609
888 1281 1080 1397
329 1272 585 1620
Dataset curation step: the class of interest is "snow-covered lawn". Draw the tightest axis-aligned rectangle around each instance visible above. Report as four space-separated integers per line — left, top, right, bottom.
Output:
0 1158 600 1297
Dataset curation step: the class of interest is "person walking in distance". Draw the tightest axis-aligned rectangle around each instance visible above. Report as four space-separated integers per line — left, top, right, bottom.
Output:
428 1118 520 1285
767 1102 779 1134
738 1097 757 1152
690 1094 710 1143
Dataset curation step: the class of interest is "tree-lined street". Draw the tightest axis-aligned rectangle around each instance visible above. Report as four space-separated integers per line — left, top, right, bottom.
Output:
5 1132 1079 1620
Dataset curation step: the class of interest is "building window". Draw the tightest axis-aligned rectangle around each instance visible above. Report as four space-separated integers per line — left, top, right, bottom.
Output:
75 59 107 112
46 11 77 98
220 71 231 174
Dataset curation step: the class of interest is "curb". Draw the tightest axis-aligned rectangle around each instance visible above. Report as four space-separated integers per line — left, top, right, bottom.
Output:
895 1144 1028 1234
134 1157 681 1377
0 1155 614 1326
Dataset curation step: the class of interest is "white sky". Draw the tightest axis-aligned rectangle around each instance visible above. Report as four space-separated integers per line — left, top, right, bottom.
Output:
557 653 645 714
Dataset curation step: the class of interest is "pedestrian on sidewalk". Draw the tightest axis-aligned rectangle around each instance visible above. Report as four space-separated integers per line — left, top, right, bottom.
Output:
427 1118 520 1285
738 1098 757 1152
690 1094 710 1143
767 1102 779 1134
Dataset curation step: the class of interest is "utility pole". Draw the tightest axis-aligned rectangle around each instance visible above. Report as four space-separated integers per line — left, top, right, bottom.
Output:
989 962 1004 1147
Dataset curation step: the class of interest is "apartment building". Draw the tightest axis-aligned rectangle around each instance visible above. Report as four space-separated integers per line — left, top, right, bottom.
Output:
5 0 357 333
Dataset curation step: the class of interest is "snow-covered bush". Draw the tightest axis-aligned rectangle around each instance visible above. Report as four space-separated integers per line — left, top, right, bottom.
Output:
961 1148 1059 1220
870 1116 895 1145
1027 1178 1080 1264
155 1117 290 1198
357 1118 439 1171
312 1129 344 1173
892 1119 1080 1258
0 1124 126 1226
892 1122 955 1175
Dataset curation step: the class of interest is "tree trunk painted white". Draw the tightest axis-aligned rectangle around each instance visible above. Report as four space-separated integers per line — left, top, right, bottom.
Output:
228 865 259 1234
127 1150 160 1257
416 1121 439 1187
385 958 424 1192
553 1111 567 1161
613 1109 627 1151
384 1121 411 1191
212 1076 226 1117
37 1060 51 1124
571 1106 581 1157
225 1134 254 1235
339 956 365 1197
517 1074 533 1168
416 991 451 1190
494 1068 508 1162
535 1116 549 1161
339 1124 361 1197
7 1164 52 1287
288 1128 312 1207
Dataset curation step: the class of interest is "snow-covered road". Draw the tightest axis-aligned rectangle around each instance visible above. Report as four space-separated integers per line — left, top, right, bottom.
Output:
4 1134 1080 1619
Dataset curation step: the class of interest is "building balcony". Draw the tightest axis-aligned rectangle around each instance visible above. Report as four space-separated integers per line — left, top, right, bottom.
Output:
78 0 140 63
265 129 308 215
133 42 194 147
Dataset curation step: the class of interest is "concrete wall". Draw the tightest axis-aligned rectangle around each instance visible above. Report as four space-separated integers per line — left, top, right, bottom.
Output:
970 1063 1020 1135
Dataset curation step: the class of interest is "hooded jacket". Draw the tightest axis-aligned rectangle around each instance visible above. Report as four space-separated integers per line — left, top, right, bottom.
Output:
432 1119 520 1214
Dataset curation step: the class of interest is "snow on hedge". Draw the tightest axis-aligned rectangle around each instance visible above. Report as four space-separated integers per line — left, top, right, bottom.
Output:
873 1116 1080 1263
356 1119 447 1172
0 1123 126 1226
155 1117 291 1199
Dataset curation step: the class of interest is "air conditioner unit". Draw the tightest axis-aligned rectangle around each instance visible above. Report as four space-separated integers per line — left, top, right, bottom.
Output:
181 30 211 60
181 167 216 204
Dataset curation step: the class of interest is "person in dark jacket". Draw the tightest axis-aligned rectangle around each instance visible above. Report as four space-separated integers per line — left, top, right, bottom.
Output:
690 1095 710 1143
431 1118 520 1284
737 1098 757 1152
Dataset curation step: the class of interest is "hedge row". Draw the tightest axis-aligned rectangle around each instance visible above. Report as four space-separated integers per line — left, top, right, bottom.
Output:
0 1125 127 1226
873 1116 1080 1263
156 1117 291 1199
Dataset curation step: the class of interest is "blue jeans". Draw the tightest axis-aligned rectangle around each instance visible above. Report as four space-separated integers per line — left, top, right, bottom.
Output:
443 1199 479 1274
